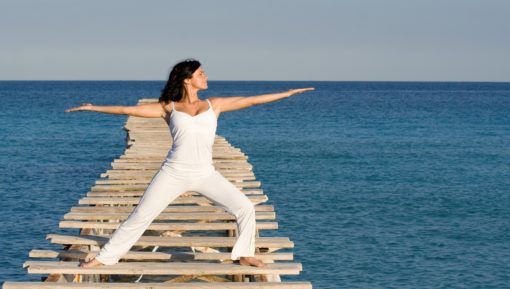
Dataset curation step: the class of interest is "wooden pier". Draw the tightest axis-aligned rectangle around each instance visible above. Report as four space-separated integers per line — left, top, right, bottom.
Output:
3 99 312 289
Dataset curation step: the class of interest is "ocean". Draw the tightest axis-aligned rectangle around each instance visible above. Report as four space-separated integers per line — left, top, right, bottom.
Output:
1 81 509 288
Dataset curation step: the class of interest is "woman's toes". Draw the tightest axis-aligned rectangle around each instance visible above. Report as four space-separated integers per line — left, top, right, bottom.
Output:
79 258 104 268
239 257 266 268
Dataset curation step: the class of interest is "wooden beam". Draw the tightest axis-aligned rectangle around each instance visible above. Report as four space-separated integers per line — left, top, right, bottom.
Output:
29 249 294 261
23 261 302 275
63 211 275 221
46 234 294 249
59 221 278 231
78 195 268 206
4 281 313 288
69 205 274 213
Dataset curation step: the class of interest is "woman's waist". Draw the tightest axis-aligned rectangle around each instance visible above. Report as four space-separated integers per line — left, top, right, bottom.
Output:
163 159 213 167
165 148 212 162
161 160 215 177
162 156 214 169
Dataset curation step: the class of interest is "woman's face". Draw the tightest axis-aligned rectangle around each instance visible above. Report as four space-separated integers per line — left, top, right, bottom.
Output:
186 66 208 90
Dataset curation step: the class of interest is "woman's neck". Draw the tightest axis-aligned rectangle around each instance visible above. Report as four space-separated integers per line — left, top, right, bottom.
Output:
181 88 200 104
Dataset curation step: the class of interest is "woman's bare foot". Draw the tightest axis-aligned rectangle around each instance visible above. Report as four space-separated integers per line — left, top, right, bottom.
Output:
239 256 266 268
79 258 104 268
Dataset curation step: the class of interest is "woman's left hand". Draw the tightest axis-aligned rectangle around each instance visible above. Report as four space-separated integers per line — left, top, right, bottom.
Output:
65 103 93 112
287 87 315 97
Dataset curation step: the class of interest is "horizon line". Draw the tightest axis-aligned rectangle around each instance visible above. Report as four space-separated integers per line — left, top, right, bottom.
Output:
1 79 510 84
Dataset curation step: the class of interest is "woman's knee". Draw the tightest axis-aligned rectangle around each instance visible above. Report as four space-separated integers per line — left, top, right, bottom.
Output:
233 199 255 217
122 210 153 228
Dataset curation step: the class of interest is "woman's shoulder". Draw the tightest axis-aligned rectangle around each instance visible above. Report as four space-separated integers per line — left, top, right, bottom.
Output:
206 97 222 107
159 100 173 110
158 100 174 118
206 97 222 117
206 97 220 102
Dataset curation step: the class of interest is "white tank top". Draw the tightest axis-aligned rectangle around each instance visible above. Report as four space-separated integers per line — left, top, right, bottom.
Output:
164 99 217 166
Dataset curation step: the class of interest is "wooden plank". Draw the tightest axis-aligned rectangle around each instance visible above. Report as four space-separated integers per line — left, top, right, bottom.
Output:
69 205 275 213
113 156 248 162
113 159 249 164
5 282 310 289
121 151 241 157
128 143 233 147
101 167 255 175
78 195 268 205
104 166 252 172
110 163 252 170
111 159 251 163
101 171 255 179
120 154 248 160
90 182 261 191
86 189 263 197
29 249 294 261
123 149 241 155
121 151 244 157
63 211 275 221
123 148 243 153
124 149 240 153
59 221 278 231
124 146 240 151
23 261 302 275
126 137 226 143
46 234 294 249
95 175 257 184
102 170 255 176
102 169 255 176
4 282 313 289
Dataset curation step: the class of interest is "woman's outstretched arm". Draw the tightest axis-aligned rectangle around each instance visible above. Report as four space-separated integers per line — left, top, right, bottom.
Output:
210 87 315 113
65 102 166 118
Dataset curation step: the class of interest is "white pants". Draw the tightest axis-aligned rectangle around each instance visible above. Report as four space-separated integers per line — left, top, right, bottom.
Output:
95 163 256 265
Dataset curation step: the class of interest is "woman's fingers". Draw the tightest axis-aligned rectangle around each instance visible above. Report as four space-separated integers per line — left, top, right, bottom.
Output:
288 87 315 96
297 87 315 92
65 103 92 112
65 106 80 112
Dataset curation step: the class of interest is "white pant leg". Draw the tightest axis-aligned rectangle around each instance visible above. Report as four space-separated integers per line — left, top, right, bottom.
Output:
95 169 187 265
193 170 256 260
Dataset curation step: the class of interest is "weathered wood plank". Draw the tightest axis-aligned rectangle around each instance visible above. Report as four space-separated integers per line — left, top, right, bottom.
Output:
95 175 257 184
29 249 293 261
90 181 261 191
113 159 250 164
120 154 248 160
64 211 275 221
101 171 255 179
109 164 252 171
4 282 312 289
59 221 278 231
124 147 240 152
46 234 294 249
86 189 263 197
23 261 302 275
78 195 268 206
69 205 275 213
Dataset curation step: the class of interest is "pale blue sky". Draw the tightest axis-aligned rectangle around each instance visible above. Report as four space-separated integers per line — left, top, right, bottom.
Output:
1 0 509 81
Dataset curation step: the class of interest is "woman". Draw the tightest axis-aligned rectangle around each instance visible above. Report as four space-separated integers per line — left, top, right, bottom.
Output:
65 59 314 268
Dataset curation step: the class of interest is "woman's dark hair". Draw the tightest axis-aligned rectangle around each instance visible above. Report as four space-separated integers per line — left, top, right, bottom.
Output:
159 58 201 103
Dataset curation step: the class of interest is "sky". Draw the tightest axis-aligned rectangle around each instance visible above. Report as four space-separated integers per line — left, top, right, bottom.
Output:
0 0 509 81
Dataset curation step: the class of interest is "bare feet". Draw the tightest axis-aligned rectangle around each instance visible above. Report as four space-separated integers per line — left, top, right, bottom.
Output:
79 258 104 268
239 256 267 268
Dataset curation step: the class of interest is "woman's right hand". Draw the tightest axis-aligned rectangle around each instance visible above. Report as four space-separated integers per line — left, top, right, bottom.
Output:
65 103 93 112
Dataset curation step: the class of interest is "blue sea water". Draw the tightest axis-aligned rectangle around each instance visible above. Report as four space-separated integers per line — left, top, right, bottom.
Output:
0 81 509 288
